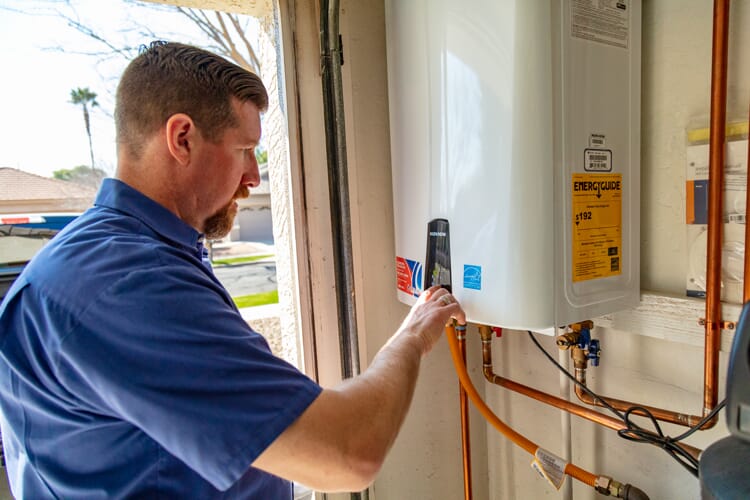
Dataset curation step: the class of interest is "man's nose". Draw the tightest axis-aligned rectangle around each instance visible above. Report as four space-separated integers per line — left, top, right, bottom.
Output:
243 155 261 188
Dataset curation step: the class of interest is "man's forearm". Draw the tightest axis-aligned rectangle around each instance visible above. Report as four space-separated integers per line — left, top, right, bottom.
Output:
332 328 426 463
253 287 464 491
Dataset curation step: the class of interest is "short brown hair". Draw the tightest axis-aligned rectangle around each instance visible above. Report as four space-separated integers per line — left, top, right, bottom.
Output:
115 41 268 159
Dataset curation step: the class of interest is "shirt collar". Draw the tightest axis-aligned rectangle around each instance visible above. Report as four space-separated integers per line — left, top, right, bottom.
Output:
94 178 203 250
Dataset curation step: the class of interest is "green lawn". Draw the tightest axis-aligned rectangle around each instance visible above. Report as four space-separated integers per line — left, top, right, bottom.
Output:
212 254 275 266
233 290 279 308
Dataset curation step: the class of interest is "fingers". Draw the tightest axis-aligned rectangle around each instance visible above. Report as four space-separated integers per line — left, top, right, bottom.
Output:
418 285 443 303
395 287 467 356
424 287 467 325
438 294 454 306
421 285 450 302
445 299 467 325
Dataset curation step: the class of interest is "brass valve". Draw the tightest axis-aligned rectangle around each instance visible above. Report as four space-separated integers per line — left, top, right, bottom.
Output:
570 320 594 333
556 331 579 349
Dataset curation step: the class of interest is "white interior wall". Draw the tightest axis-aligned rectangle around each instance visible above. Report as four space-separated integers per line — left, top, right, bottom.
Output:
642 0 750 293
339 1 750 499
485 328 731 500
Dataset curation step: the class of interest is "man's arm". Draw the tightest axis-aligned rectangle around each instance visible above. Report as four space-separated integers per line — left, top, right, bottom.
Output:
252 286 465 492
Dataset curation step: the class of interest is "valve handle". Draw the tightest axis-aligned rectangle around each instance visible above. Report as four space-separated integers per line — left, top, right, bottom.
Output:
587 339 601 367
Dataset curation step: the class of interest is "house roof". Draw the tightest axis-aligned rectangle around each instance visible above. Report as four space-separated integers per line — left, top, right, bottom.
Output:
0 167 97 202
0 166 270 213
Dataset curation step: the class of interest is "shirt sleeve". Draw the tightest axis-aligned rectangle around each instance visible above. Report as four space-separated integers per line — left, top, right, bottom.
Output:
54 257 322 491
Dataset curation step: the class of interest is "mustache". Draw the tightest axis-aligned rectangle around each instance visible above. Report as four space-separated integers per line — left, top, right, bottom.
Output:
234 184 250 201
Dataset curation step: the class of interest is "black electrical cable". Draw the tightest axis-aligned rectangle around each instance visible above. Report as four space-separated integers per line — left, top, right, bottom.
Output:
526 330 726 478
526 330 626 420
527 331 697 475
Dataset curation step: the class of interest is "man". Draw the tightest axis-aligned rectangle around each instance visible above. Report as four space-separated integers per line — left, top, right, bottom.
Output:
0 42 465 498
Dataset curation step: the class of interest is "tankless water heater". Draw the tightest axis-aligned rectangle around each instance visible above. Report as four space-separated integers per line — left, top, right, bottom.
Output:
386 0 641 331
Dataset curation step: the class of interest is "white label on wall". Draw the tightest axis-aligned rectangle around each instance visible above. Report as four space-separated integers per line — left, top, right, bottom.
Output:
571 0 629 49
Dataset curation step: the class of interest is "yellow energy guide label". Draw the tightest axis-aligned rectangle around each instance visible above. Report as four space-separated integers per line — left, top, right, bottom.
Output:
571 173 622 282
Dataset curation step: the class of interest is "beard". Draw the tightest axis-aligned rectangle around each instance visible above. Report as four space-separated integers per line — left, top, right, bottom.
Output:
203 184 249 240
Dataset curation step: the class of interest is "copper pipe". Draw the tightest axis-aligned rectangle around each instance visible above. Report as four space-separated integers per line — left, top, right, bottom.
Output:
480 327 622 431
446 324 601 489
704 0 730 426
457 329 473 500
570 345 713 428
485 367 624 431
477 327 702 461
573 366 702 429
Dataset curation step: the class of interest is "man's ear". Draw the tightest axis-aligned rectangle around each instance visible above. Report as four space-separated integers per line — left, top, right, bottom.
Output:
165 113 196 166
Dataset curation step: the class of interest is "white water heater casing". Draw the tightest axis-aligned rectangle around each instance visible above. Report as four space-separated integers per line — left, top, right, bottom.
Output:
386 0 641 331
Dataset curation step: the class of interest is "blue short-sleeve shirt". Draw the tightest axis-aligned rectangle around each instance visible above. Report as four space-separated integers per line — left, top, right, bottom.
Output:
0 179 322 499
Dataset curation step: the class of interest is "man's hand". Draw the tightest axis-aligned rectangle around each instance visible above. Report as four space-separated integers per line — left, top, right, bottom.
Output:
390 285 467 356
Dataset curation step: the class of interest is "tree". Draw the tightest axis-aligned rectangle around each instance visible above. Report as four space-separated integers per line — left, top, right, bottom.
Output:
53 164 107 188
171 6 261 74
255 145 268 165
69 87 98 171
44 1 262 75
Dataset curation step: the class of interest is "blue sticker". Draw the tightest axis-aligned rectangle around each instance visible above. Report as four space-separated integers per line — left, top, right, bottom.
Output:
410 259 423 297
396 257 423 297
463 265 482 290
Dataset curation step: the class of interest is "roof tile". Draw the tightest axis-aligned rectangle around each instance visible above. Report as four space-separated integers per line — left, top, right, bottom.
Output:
0 167 98 201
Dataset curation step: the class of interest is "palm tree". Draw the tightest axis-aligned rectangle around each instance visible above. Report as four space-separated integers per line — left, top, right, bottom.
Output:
69 87 99 171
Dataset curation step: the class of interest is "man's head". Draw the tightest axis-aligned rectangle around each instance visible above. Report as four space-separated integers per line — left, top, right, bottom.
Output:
115 42 268 239
116 41 268 160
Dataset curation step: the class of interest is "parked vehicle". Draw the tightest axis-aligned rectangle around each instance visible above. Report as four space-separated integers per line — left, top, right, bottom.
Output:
0 213 79 300
0 213 80 231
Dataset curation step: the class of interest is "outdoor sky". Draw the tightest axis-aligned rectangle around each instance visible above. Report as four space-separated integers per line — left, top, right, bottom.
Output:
0 0 256 179
1 1 132 178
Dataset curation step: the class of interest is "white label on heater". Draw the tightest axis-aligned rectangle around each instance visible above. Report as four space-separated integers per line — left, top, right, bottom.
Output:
571 0 630 49
590 133 606 147
584 149 612 172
